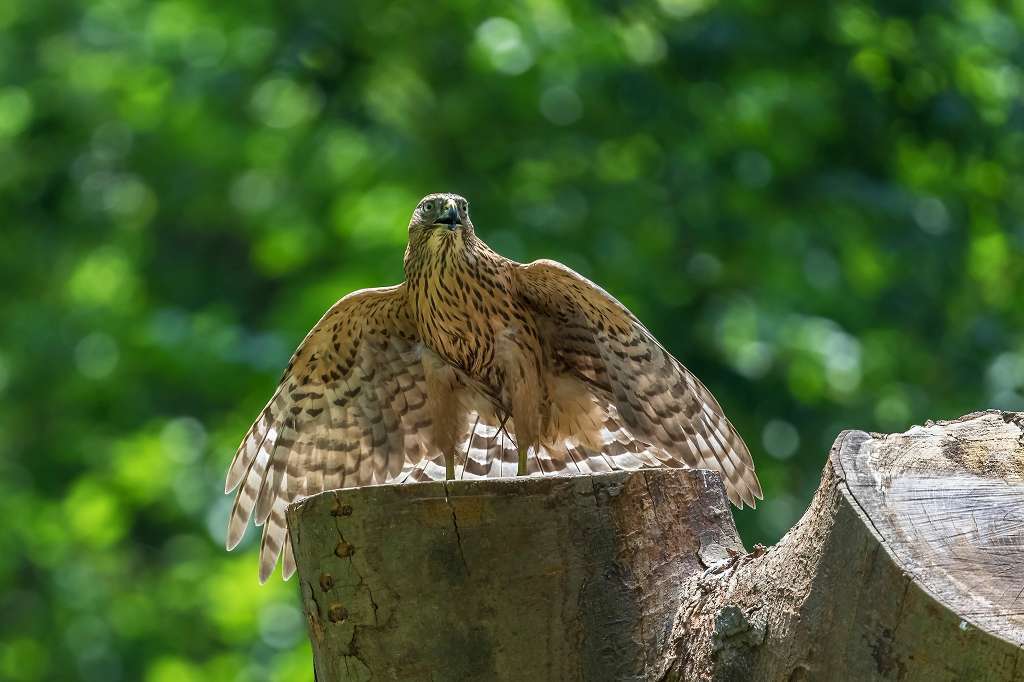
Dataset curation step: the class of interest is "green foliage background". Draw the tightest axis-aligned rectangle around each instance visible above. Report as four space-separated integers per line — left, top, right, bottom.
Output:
2 0 1023 679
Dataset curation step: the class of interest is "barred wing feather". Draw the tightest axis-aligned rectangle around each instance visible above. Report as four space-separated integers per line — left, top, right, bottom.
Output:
514 259 763 508
224 285 434 583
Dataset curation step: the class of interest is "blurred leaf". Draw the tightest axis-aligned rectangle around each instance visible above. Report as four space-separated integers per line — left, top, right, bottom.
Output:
4 0 1024 678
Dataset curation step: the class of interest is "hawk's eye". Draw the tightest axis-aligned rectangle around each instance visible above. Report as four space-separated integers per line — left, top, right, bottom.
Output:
459 200 467 212
423 201 434 212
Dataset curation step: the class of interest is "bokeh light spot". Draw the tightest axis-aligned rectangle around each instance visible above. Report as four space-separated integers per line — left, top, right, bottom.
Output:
762 419 800 460
539 86 583 126
618 21 666 64
67 247 138 310
250 77 323 129
74 333 120 379
657 0 713 19
0 87 33 137
476 17 534 75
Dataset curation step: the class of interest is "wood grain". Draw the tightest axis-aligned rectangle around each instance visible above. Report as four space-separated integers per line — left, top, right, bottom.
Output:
289 410 1024 681
288 468 742 681
669 411 1024 681
835 411 1024 646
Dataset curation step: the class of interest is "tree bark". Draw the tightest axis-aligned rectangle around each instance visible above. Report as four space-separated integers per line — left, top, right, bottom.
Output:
288 410 1024 681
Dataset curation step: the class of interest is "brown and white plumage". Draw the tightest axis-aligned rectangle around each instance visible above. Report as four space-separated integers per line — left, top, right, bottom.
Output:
225 193 762 582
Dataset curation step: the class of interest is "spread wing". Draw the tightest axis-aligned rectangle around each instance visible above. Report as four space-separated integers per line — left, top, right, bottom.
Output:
224 284 435 582
515 259 763 508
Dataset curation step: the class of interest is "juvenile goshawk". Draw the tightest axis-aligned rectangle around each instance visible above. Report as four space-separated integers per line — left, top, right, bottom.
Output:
225 193 762 582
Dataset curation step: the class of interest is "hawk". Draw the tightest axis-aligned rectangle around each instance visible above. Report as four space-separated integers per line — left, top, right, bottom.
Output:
225 193 762 582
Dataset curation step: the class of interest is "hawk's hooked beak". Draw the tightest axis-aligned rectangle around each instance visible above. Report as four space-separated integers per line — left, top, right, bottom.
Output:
437 202 462 231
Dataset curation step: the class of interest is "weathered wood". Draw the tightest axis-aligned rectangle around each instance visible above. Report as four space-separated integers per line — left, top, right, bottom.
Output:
289 410 1024 681
669 410 1024 681
287 468 743 681
837 412 1024 645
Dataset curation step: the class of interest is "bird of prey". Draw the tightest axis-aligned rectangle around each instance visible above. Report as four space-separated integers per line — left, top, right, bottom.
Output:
225 193 762 582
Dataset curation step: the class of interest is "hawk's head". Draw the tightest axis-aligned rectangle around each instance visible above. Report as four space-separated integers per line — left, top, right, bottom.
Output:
408 193 473 240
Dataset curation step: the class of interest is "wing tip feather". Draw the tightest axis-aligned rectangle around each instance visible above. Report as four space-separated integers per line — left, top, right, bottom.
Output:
225 524 245 551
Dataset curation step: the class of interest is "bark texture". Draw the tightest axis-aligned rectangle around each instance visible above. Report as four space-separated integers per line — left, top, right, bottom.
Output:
288 410 1024 681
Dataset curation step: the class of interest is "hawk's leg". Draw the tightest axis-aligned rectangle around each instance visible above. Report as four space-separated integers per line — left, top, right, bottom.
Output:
507 410 538 477
501 352 544 475
423 349 464 482
445 449 456 480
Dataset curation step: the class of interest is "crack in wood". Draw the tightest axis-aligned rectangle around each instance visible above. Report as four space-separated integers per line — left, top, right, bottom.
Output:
441 480 470 577
287 414 1024 680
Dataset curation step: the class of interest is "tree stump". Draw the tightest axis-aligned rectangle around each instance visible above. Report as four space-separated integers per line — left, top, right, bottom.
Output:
287 410 1024 681
287 469 742 681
